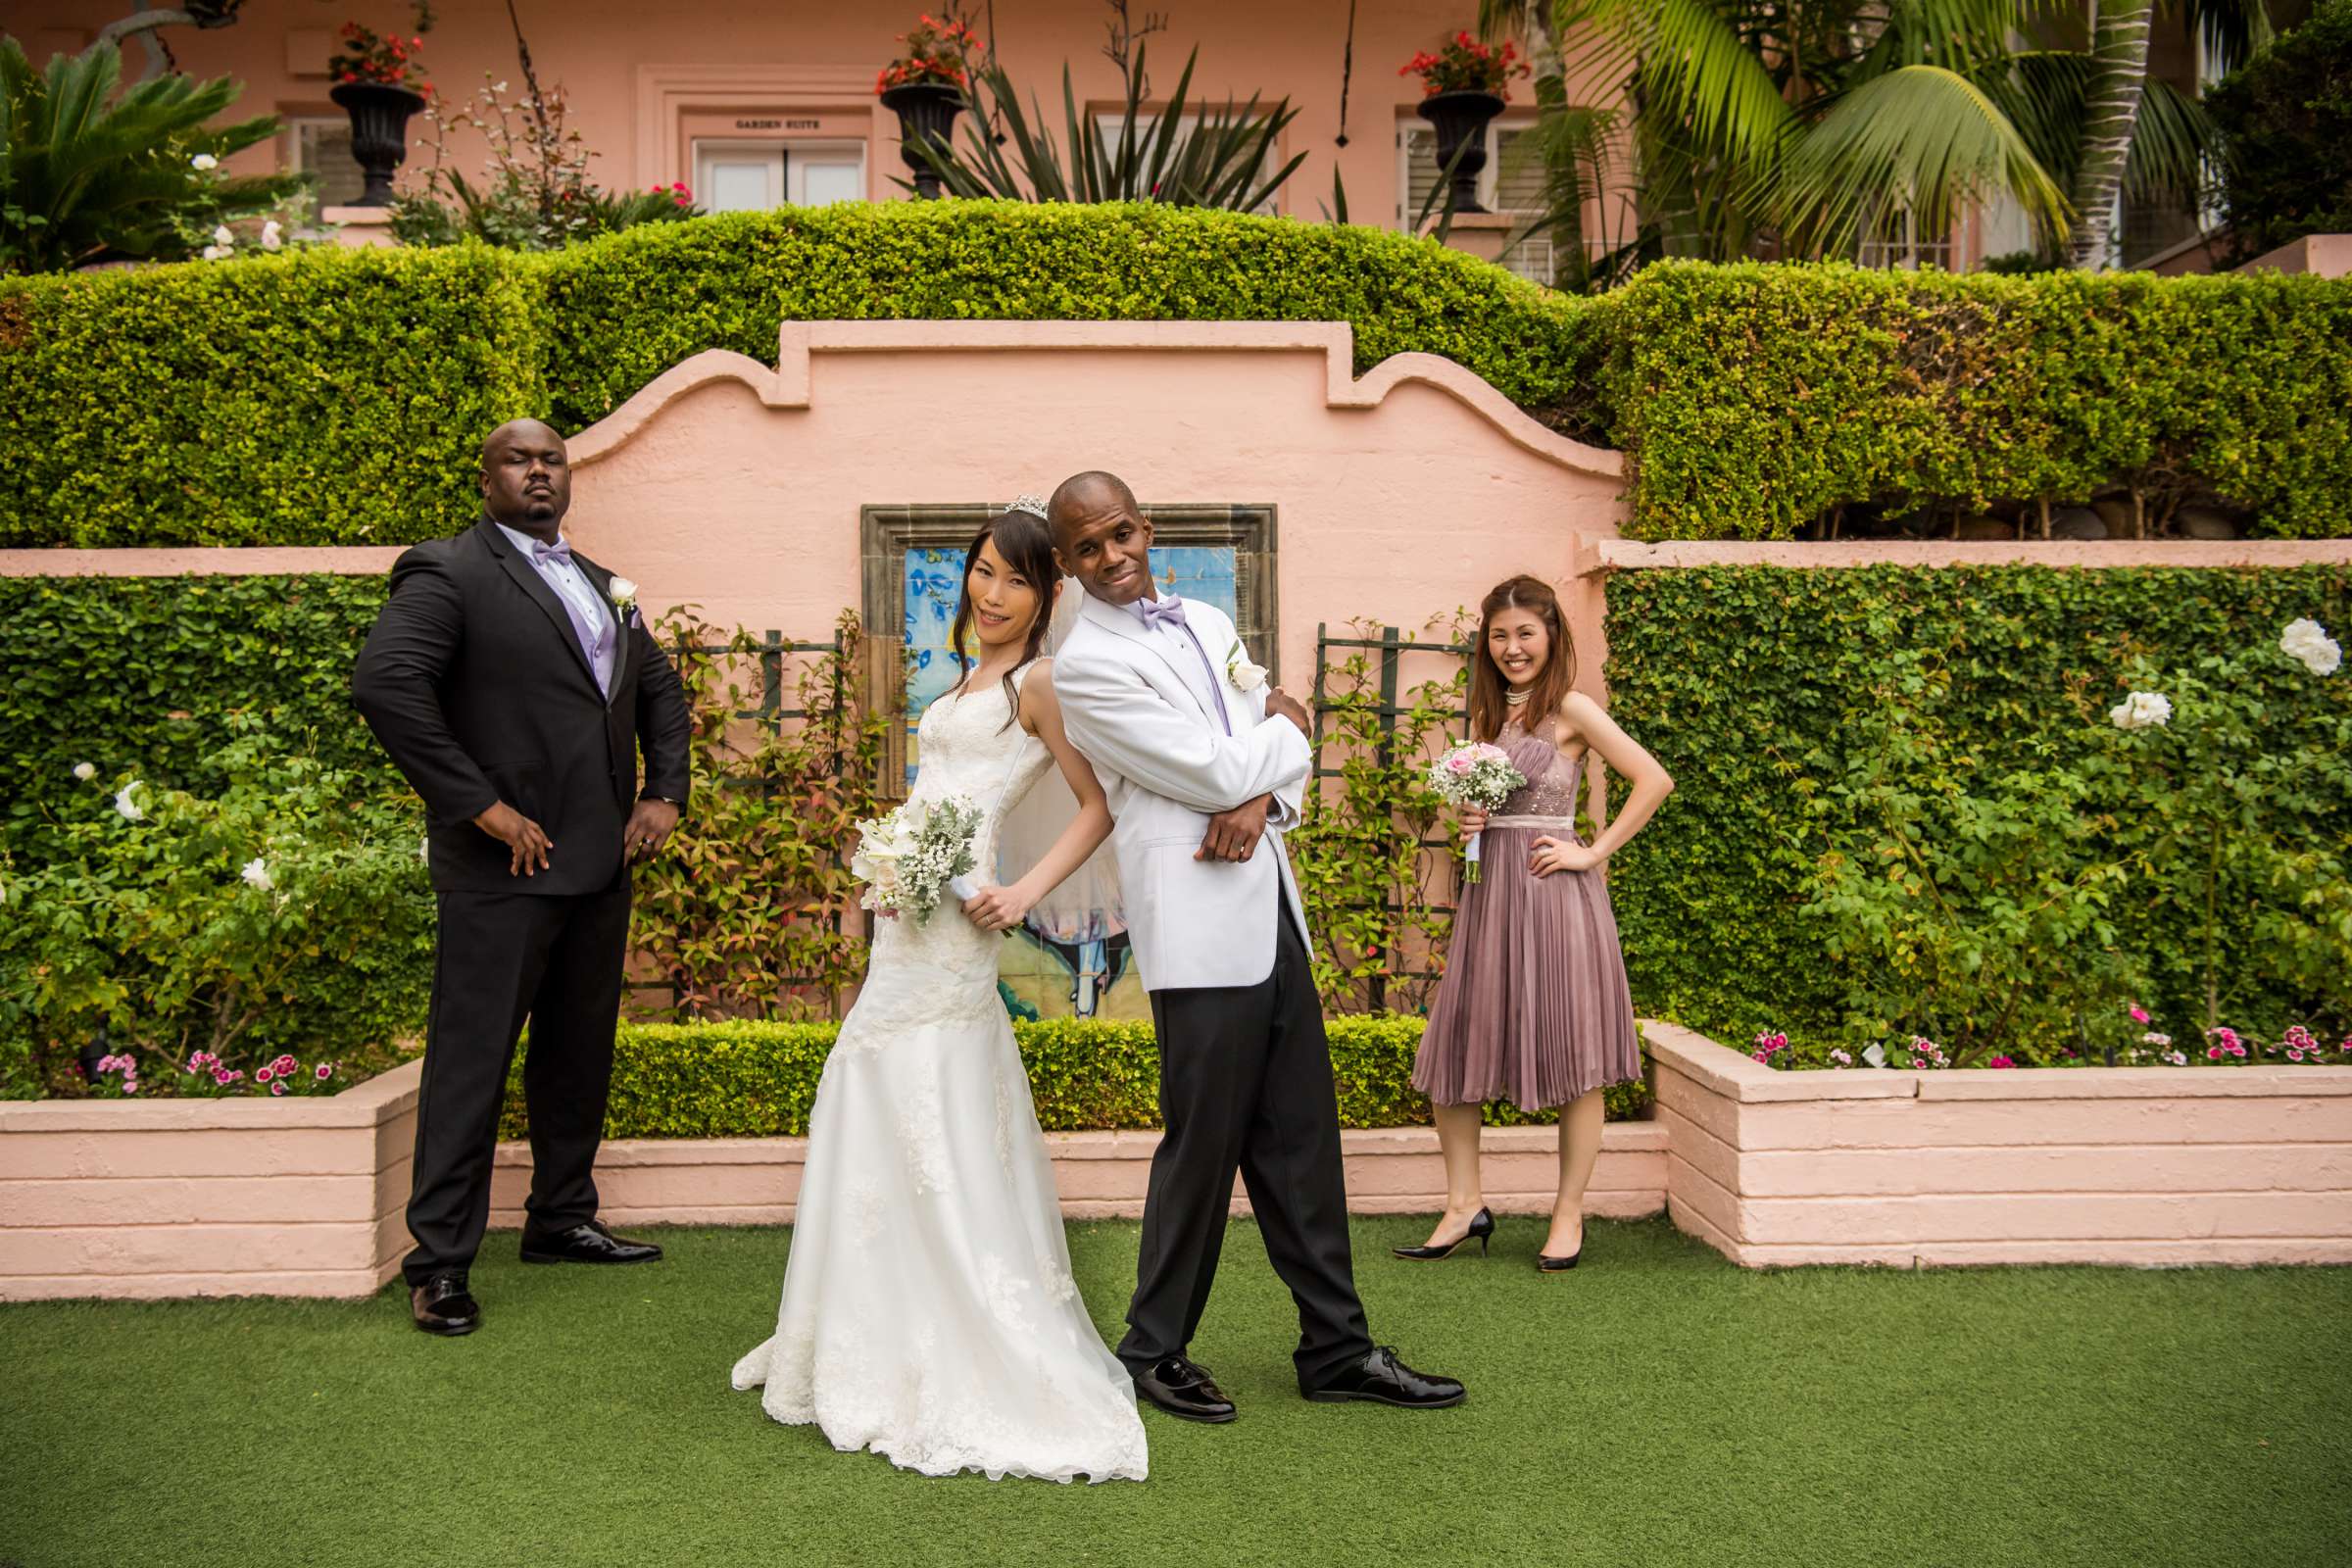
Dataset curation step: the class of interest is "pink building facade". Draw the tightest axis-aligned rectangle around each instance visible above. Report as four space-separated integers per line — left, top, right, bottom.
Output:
15 0 1611 281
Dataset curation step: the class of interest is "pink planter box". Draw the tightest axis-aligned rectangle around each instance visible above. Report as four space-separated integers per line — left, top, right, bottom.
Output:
1 1058 1665 1301
0 1059 422 1300
1646 1022 2352 1267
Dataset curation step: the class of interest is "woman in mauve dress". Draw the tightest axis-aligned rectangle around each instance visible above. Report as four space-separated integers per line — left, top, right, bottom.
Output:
1397 575 1674 1272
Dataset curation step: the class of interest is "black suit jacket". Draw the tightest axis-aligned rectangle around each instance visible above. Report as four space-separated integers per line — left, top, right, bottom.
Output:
352 517 693 897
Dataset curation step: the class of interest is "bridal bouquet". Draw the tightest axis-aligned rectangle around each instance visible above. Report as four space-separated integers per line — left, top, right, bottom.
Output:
1426 742 1526 883
850 795 985 924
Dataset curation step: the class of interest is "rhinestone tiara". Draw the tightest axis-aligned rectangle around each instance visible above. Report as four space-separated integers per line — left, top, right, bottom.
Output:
1004 493 1051 521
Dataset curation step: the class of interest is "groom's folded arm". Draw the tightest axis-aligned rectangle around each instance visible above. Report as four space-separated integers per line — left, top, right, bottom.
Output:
1056 651 1309 817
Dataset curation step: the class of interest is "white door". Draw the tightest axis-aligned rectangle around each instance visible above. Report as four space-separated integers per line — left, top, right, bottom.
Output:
696 142 784 213
790 143 867 205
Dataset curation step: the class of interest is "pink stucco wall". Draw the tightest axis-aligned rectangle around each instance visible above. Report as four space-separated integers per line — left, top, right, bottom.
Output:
16 0 1616 239
1646 1024 2352 1268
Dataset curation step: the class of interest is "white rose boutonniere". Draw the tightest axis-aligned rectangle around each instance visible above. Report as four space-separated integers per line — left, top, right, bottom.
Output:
607 575 640 627
1224 639 1268 693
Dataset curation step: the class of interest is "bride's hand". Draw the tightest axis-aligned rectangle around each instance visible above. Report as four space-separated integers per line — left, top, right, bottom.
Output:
1458 807 1489 840
963 882 1035 934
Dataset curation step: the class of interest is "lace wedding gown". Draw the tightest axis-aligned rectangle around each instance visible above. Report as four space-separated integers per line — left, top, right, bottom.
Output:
731 664 1148 1484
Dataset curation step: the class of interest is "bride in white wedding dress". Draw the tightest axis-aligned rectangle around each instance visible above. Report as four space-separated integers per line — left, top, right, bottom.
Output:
731 501 1147 1484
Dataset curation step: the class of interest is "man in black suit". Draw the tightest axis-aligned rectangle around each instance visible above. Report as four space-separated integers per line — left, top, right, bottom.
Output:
354 417 693 1336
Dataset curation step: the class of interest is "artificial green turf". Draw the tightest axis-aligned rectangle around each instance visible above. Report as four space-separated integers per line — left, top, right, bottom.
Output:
3 1217 2345 1568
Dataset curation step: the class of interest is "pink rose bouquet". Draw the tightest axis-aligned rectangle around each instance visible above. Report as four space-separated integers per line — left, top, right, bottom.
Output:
1426 742 1526 882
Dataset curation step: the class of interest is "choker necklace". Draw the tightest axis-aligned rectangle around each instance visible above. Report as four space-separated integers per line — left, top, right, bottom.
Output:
1505 687 1534 707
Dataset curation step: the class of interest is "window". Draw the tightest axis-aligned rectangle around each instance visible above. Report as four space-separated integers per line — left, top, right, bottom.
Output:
287 115 366 209
692 140 867 213
1397 122 1555 285
1856 202 1955 270
1093 114 1280 213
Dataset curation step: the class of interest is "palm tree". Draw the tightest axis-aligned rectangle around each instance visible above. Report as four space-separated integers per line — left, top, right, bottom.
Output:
1488 0 2275 279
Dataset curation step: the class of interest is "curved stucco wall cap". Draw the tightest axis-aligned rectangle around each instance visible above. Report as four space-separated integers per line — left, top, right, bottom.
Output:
565 319 1624 481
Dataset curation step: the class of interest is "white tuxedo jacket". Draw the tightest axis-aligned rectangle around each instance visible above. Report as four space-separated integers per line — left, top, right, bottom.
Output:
1054 591 1312 992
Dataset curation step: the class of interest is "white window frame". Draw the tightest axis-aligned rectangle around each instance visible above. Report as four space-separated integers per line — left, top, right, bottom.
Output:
1397 121 1556 285
284 113 366 210
692 138 868 213
1856 201 1956 270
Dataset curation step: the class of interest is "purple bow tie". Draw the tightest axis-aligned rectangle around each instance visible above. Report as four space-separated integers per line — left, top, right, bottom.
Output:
530 540 574 568
1137 592 1187 630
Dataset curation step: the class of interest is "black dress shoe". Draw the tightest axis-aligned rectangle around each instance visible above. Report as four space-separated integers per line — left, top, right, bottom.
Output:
518 1219 663 1265
1393 1207 1496 1261
410 1270 479 1336
1132 1355 1238 1424
1537 1249 1583 1272
1304 1346 1465 1408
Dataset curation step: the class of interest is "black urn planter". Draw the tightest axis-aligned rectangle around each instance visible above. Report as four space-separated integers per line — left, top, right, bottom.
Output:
880 80 966 199
1415 89 1504 216
329 81 427 207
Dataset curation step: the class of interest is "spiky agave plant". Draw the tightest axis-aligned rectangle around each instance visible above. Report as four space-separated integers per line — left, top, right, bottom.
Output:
901 41 1305 211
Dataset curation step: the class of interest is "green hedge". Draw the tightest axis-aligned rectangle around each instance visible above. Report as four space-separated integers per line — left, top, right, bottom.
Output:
1602 564 2352 1048
500 1015 1651 1141
1594 262 2352 540
0 574 394 862
0 246 544 548
11 203 2349 548
531 202 1594 429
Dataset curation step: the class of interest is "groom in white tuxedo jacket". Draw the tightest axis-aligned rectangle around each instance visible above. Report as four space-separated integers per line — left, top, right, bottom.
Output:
1048 471 1464 1422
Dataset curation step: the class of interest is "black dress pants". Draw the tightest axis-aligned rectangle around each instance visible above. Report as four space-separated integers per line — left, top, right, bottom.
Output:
402 880 630 1285
1118 893 1375 1391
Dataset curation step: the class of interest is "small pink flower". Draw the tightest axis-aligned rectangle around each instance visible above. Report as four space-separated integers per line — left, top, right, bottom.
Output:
122 1081 139 1095
256 1067 273 1084
2287 1048 2305 1062
1988 1055 2016 1069
2129 1004 2150 1024
215 1068 234 1084
315 1064 333 1081
1446 755 1473 774
1911 1057 1927 1069
2207 1046 2224 1061
270 1081 287 1097
1752 1049 1771 1063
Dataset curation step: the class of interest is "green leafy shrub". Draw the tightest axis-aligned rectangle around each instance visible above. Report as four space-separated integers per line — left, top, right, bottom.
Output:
0 725 432 1099
1602 564 2352 1054
2207 0 2352 266
1592 261 2352 540
0 245 545 547
9 205 2352 546
0 40 300 274
500 1013 1648 1139
0 575 397 866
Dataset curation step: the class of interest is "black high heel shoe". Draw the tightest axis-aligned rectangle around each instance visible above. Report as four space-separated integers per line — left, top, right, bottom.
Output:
1536 1249 1582 1273
1393 1207 1495 1261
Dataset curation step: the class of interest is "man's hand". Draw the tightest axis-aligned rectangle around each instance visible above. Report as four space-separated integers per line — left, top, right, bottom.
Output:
1198 794 1272 862
1266 686 1310 736
473 801 553 877
625 799 681 863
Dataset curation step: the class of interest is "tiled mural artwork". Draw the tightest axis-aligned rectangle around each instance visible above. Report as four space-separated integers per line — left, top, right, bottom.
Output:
902 544 1242 1019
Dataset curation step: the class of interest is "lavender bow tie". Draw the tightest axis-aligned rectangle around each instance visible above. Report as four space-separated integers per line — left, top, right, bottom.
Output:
1137 593 1188 630
530 541 574 568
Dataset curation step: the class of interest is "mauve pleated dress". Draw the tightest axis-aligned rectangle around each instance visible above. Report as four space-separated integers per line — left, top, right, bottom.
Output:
1412 717 1642 1111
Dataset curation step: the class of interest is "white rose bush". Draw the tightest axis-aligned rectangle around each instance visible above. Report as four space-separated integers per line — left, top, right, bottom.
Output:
0 726 434 1100
1800 616 2350 1063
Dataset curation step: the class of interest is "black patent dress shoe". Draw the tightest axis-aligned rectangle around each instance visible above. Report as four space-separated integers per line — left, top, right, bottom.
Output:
518 1218 663 1265
410 1270 479 1336
1132 1355 1238 1424
1304 1346 1466 1408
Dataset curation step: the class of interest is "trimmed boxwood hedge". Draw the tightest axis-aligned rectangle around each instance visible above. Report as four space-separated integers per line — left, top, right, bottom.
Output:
498 1014 1651 1141
8 203 2349 547
1592 261 2352 541
1602 564 2352 1049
